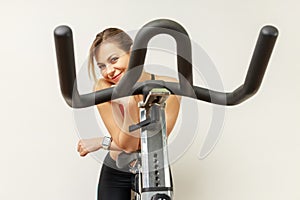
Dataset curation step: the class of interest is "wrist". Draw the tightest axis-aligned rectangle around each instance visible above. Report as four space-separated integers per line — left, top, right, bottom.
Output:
102 136 112 150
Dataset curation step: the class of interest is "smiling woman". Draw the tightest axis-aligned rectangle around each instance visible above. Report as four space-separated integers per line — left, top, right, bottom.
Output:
95 42 130 84
88 28 132 83
76 27 181 200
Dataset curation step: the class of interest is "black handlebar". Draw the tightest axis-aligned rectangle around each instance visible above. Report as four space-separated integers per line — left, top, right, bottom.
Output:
114 19 194 98
54 19 278 108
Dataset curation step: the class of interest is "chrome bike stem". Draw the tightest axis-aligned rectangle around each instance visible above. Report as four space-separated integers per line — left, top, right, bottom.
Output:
137 88 173 200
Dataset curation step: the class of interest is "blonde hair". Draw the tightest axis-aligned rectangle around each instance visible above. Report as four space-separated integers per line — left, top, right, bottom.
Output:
88 28 133 82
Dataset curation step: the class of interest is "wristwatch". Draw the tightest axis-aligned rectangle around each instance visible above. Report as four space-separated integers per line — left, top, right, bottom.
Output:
102 136 112 150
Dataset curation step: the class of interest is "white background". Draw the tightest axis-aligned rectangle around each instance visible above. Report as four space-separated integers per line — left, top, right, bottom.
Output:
1 0 299 199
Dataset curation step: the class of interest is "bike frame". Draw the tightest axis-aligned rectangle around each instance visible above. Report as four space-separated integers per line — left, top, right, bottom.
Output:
133 88 173 200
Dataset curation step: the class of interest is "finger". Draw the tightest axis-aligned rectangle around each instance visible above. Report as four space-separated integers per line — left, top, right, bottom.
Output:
78 142 85 152
80 149 88 157
78 146 82 154
77 141 82 152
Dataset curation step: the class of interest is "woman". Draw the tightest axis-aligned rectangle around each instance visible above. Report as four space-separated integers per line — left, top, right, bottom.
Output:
77 28 181 200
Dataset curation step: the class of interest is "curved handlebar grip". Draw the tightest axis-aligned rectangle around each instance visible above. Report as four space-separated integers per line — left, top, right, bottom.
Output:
227 25 278 105
192 25 278 105
115 19 194 97
54 26 77 107
54 25 109 108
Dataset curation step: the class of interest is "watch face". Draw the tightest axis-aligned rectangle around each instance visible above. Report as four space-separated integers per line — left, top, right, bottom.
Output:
103 138 110 145
102 137 111 148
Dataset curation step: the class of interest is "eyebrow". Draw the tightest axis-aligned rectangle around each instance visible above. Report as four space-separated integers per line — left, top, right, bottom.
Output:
97 54 116 66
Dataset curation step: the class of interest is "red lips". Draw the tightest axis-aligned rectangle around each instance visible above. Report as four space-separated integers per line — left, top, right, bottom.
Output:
111 73 122 82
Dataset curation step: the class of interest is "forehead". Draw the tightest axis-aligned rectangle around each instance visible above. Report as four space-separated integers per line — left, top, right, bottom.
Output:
95 42 125 62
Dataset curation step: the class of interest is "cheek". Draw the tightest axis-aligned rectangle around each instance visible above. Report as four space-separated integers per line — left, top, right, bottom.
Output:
121 59 129 70
101 71 108 78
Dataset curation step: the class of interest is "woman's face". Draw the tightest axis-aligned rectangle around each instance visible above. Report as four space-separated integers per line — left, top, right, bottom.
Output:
95 42 130 84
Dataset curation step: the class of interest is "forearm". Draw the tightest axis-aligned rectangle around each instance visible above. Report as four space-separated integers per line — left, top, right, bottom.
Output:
103 137 123 151
101 135 139 152
77 136 123 157
117 101 140 152
97 95 142 153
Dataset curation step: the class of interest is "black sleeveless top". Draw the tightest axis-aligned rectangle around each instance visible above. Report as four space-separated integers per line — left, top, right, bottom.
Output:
151 74 155 80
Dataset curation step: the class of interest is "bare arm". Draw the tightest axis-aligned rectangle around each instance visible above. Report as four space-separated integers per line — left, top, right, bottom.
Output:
95 79 141 153
77 137 123 157
77 76 181 156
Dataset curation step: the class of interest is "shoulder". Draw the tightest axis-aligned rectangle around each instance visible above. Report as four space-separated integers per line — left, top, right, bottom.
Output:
154 74 178 83
94 78 113 91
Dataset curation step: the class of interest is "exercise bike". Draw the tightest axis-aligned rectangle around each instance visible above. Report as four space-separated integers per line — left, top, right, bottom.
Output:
54 19 278 200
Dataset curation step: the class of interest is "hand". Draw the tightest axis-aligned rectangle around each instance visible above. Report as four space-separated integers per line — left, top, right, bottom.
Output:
111 95 142 122
77 138 102 157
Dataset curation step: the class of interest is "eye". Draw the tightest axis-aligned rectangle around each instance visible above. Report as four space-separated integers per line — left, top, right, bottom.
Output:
110 56 119 64
98 64 106 71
